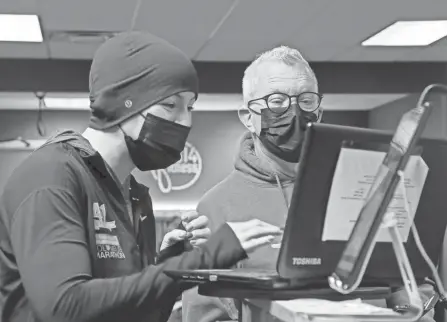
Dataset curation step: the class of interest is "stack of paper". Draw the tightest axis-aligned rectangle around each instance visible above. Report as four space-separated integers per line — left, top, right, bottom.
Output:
278 298 398 316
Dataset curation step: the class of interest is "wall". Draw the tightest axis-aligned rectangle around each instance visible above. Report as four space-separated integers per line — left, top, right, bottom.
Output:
3 59 447 94
0 109 368 139
368 93 447 138
0 109 367 208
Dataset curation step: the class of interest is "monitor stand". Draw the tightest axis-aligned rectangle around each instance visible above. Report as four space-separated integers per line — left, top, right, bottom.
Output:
327 171 423 322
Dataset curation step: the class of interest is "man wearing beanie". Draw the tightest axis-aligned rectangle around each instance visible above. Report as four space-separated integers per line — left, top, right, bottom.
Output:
0 32 281 322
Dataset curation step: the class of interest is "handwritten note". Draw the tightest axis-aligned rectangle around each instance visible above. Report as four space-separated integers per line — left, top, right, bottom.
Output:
321 148 429 242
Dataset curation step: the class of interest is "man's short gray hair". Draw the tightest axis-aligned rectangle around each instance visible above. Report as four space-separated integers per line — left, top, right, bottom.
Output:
242 45 317 102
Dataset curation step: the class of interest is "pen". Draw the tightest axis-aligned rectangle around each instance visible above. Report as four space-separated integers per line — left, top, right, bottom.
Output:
178 221 193 239
422 292 439 317
393 293 439 317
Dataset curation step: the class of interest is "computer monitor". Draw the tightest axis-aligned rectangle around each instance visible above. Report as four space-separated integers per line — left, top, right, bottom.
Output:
331 84 447 291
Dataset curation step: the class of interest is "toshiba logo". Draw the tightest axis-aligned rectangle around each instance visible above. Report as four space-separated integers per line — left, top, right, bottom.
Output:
292 257 322 266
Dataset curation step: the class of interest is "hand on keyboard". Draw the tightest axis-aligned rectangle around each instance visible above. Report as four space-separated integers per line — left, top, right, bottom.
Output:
227 219 282 253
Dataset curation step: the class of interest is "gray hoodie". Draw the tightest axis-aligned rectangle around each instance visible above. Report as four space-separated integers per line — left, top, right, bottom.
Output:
182 132 295 322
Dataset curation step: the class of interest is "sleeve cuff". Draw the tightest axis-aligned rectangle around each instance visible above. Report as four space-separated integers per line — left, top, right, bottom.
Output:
202 223 248 269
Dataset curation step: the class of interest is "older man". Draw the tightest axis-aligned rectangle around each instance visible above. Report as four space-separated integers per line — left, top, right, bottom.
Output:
181 45 322 322
182 45 435 322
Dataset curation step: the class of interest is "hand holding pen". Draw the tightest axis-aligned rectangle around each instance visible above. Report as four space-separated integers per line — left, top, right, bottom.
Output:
160 211 211 252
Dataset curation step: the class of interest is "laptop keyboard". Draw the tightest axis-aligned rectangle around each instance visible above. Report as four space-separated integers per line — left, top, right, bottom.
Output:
196 269 279 278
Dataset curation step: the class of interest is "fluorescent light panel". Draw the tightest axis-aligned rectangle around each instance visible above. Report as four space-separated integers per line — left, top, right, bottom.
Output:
44 94 245 111
0 139 45 150
362 20 447 46
44 97 90 109
0 93 409 111
0 14 43 42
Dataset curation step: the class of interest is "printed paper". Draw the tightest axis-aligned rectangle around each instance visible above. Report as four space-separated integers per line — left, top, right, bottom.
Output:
321 148 429 242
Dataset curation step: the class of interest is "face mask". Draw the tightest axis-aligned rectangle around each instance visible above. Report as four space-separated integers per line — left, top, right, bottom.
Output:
123 113 190 171
258 108 320 163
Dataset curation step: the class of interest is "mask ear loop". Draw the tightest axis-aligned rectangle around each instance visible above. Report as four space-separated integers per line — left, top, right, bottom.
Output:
317 108 323 122
239 104 293 183
237 104 257 141
119 112 148 141
298 108 321 130
118 124 130 141
237 104 245 123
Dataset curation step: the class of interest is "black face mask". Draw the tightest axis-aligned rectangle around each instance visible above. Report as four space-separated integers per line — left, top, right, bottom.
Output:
258 108 320 163
123 114 190 171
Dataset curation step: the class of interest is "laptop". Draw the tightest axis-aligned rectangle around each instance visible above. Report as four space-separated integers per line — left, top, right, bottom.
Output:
165 93 447 290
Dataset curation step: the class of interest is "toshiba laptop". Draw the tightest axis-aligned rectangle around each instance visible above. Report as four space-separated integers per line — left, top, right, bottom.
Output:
164 89 447 290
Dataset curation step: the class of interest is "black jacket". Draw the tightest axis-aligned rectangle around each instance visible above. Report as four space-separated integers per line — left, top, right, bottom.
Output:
0 131 246 322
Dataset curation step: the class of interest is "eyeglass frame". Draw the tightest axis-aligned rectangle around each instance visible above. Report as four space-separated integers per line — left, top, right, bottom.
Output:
247 91 323 115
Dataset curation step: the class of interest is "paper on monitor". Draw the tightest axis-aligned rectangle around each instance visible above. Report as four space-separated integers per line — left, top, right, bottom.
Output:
321 148 429 242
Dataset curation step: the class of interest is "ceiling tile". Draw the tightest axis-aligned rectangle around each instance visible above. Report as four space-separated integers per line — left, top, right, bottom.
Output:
133 0 235 57
1 0 447 62
196 0 327 61
0 0 37 13
38 0 138 32
289 0 447 62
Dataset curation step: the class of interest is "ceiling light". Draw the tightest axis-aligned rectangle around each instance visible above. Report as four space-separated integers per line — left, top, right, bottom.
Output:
0 14 43 42
0 139 45 150
44 97 90 109
362 20 447 46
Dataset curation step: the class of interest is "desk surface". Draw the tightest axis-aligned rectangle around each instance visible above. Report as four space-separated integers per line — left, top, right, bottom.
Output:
198 283 391 301
242 298 399 322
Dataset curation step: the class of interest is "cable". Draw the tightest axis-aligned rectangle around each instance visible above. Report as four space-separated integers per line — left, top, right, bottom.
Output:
34 92 47 137
129 0 142 31
0 137 30 147
409 84 447 305
399 154 447 306
192 0 240 60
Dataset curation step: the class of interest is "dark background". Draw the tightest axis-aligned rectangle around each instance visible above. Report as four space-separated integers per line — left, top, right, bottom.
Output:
1 60 447 207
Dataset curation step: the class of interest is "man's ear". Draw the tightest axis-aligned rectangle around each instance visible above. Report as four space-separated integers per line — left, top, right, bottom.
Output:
238 107 256 133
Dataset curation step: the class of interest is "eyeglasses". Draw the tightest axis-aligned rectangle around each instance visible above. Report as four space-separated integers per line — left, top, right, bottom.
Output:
247 92 323 115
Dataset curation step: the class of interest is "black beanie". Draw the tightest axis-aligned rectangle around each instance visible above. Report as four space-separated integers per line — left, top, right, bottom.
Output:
88 31 199 130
